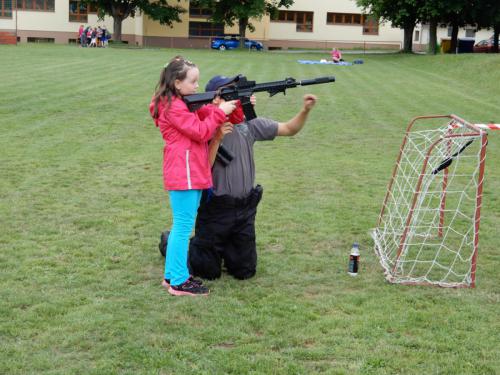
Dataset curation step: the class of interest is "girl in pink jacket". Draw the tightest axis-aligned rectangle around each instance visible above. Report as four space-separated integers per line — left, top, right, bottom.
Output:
151 56 236 296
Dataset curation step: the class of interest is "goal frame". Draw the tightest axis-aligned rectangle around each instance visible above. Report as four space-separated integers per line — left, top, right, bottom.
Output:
374 114 488 288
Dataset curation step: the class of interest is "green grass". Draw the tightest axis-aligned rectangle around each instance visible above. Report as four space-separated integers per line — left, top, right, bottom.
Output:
1 44 499 374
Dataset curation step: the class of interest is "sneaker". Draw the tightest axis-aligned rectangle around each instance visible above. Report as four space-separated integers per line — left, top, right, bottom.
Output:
158 231 170 257
161 276 203 289
187 276 204 286
168 279 209 296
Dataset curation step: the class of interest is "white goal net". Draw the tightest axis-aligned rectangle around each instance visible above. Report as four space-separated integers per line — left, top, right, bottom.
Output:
372 115 489 288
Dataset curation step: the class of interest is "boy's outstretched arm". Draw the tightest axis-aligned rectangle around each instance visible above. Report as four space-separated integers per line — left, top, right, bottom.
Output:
277 94 317 136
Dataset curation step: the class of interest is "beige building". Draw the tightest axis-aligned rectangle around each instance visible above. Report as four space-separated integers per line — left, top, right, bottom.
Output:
0 0 493 49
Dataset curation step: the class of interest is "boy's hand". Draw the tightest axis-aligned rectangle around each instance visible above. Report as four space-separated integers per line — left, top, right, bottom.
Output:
303 94 317 112
214 122 234 141
250 95 256 106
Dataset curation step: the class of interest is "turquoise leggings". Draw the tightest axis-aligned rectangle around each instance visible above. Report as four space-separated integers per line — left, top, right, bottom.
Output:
165 189 202 286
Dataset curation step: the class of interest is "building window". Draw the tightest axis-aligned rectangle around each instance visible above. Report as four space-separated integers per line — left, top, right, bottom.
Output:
414 30 420 41
276 10 294 22
69 0 87 22
363 15 379 35
27 37 55 43
326 12 362 25
88 3 97 13
1 0 13 17
272 10 313 32
189 21 224 37
189 2 212 18
16 0 54 11
296 12 313 32
465 28 475 38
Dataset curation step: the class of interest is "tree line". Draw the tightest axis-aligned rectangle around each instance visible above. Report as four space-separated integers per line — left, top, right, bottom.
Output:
83 0 293 45
84 0 499 54
356 0 500 53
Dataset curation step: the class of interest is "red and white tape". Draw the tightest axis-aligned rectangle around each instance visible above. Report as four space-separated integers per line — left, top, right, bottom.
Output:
474 124 500 130
449 121 500 131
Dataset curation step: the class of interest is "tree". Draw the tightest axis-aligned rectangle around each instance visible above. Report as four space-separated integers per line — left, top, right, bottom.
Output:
418 0 467 54
418 0 500 55
193 0 294 48
437 0 471 53
357 0 425 53
419 0 448 54
474 0 500 53
85 0 186 42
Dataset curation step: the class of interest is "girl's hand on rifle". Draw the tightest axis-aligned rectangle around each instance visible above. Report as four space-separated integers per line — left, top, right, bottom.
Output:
219 100 238 115
250 95 256 107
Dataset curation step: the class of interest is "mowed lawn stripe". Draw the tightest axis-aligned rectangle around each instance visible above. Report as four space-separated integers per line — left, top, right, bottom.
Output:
383 57 500 116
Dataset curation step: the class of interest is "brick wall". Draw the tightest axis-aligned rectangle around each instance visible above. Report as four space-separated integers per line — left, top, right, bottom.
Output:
0 31 16 45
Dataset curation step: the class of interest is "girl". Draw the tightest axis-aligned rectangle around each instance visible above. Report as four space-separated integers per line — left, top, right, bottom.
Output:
331 47 343 63
150 57 236 296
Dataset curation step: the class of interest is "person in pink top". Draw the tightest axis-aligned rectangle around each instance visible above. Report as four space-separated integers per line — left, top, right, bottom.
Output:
78 25 85 47
331 47 343 63
150 56 237 296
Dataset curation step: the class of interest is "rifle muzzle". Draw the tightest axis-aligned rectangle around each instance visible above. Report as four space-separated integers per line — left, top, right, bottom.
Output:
300 76 336 86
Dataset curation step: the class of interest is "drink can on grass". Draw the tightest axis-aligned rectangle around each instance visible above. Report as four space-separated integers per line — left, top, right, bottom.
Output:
348 242 360 276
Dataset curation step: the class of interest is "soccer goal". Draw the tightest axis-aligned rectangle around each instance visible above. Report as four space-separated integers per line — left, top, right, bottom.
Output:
372 115 490 288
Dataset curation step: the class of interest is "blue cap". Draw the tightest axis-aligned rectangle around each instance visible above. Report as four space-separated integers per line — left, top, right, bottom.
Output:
205 75 239 92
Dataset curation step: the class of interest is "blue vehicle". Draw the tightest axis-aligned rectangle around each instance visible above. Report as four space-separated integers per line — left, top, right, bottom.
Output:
211 35 264 51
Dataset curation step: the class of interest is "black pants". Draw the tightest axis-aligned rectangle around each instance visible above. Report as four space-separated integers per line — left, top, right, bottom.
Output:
188 185 263 280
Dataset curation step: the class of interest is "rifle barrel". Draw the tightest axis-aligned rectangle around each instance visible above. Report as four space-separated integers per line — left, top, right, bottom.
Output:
299 76 335 86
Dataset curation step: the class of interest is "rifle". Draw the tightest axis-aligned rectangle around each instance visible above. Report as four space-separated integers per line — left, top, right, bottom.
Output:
184 75 335 121
183 75 335 165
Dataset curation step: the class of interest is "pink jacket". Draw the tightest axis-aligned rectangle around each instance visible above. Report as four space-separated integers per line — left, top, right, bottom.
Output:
150 96 226 190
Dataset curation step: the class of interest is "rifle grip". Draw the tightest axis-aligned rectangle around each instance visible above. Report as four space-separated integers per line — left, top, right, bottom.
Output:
241 96 256 120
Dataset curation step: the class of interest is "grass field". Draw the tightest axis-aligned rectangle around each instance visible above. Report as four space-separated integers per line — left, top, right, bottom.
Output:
1 44 499 374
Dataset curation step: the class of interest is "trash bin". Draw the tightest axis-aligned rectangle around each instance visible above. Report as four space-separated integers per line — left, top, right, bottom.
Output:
457 38 475 53
440 38 451 53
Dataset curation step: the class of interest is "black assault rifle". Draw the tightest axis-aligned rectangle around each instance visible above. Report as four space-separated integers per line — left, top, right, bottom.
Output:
183 75 336 165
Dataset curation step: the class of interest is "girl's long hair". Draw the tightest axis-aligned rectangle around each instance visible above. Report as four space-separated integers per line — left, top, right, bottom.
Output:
152 56 197 120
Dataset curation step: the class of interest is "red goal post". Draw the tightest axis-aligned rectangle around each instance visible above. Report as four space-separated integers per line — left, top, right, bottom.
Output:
372 114 497 288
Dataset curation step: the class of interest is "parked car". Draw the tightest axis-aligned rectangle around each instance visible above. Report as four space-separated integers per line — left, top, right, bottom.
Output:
473 38 499 53
211 35 264 51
